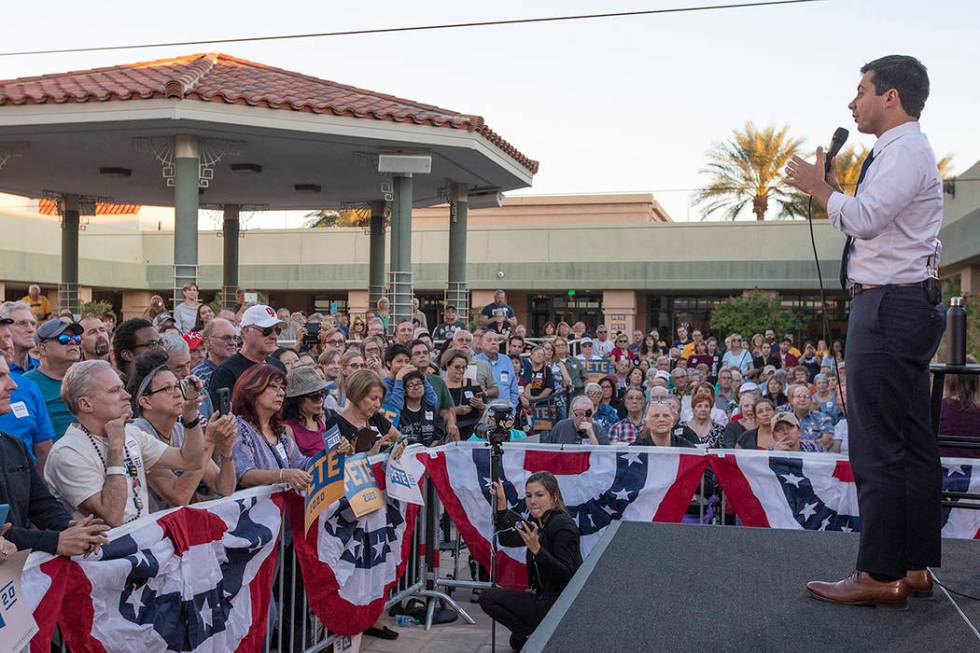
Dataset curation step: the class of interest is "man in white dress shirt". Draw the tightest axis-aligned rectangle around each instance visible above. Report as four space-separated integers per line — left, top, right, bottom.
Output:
785 55 945 609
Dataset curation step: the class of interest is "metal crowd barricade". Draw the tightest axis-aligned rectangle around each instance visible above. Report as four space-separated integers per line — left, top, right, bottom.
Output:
257 477 473 653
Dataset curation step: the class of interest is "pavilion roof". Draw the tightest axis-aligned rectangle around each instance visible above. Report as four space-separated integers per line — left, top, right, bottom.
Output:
0 52 537 174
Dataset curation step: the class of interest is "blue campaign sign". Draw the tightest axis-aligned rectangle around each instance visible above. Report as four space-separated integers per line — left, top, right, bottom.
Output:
583 359 612 383
344 453 384 518
304 446 346 533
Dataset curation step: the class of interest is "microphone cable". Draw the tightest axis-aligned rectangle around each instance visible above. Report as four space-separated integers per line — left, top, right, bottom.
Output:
806 195 847 419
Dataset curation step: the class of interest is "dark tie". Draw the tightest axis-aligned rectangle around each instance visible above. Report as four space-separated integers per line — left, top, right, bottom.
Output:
839 150 876 290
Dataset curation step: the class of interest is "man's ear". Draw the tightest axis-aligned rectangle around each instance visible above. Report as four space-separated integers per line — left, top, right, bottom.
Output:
76 395 94 415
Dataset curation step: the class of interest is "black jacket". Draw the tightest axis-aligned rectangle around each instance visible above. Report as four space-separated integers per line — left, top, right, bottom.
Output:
0 432 71 553
496 508 582 606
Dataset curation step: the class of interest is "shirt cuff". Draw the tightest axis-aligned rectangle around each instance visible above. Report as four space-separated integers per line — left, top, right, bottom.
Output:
826 191 848 230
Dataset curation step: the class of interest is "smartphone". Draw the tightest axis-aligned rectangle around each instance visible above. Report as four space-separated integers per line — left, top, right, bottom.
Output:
179 377 199 401
354 427 378 453
0 503 9 525
217 388 231 416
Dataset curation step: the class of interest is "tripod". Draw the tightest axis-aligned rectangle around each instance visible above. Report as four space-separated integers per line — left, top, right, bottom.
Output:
487 434 508 653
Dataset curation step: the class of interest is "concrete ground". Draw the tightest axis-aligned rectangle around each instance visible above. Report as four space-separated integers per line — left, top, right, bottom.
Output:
362 547 500 653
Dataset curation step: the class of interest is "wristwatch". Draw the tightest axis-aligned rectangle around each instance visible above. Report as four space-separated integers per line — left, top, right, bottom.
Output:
105 466 127 476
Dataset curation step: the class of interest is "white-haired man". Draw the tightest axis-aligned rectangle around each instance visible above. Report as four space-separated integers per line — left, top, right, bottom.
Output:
44 360 207 527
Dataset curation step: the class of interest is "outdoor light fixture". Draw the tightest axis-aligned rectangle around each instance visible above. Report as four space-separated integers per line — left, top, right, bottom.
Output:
468 191 505 209
294 183 322 193
99 167 132 178
377 154 432 175
231 163 263 175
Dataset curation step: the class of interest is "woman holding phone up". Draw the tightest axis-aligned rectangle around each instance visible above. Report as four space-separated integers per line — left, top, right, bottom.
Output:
481 472 582 652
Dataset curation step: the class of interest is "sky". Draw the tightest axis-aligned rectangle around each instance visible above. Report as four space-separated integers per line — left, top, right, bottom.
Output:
0 0 977 225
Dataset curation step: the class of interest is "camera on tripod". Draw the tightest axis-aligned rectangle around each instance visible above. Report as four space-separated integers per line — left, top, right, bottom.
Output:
479 400 515 446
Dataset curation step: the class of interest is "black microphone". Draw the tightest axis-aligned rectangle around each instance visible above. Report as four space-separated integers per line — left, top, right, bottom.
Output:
824 127 849 174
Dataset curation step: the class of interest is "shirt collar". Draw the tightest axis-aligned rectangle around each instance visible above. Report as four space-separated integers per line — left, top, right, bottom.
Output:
873 120 920 157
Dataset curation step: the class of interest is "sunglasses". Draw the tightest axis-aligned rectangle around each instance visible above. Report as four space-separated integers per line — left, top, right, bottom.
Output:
253 325 283 337
303 391 325 401
48 334 82 345
572 409 593 418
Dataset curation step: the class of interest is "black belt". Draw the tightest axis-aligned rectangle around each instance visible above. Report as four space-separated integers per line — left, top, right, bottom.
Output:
847 280 927 298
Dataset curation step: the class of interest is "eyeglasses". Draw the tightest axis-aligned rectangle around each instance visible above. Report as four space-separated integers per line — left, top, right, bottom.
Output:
405 382 425 390
48 334 82 345
329 337 345 346
13 319 36 328
251 325 283 337
211 334 239 343
132 339 164 351
572 409 593 418
267 384 286 395
145 383 181 397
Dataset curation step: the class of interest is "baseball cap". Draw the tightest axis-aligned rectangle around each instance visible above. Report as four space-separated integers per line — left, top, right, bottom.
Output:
580 337 594 346
771 412 800 430
183 332 203 351
153 312 175 328
655 370 671 382
241 304 286 329
763 365 777 375
0 316 12 326
739 381 760 394
36 319 83 344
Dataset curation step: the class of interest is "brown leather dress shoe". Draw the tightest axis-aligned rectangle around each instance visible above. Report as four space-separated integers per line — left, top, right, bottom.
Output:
806 571 909 609
905 569 934 598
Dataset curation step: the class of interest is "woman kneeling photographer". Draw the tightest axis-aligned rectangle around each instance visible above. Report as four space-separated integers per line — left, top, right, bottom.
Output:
480 471 582 651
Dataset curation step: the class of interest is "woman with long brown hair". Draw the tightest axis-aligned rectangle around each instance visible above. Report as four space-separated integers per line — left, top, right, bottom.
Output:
230 364 312 492
481 471 582 651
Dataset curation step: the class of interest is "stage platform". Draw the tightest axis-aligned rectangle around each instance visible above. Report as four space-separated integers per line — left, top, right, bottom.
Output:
527 522 979 652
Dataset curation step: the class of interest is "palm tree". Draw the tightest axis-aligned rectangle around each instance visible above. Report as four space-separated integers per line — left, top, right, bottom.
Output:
304 207 372 228
694 122 804 221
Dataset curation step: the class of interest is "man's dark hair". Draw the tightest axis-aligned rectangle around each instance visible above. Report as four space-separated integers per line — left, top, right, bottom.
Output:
402 369 426 389
861 55 929 118
112 318 153 369
508 335 525 347
384 344 411 368
409 338 430 354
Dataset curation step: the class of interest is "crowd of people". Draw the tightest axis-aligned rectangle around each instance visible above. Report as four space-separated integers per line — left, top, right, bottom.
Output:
0 283 976 646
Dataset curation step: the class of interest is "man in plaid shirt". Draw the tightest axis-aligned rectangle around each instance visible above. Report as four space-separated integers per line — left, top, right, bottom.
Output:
609 387 646 444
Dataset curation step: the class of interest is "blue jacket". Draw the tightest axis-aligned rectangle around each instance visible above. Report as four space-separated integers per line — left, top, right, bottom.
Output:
381 375 437 427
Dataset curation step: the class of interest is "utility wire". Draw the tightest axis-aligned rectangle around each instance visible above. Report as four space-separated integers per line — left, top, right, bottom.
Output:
0 0 824 58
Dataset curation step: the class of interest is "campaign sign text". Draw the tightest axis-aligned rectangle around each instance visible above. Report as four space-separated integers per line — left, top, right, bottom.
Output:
345 454 384 518
583 359 612 384
305 446 346 533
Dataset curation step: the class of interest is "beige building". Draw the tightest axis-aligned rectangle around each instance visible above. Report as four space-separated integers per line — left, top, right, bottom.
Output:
2 182 977 339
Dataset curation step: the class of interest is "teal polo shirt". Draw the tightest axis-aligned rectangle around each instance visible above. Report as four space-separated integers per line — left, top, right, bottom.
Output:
23 369 73 442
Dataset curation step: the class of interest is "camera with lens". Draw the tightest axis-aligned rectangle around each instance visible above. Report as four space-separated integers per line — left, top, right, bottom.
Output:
480 400 515 447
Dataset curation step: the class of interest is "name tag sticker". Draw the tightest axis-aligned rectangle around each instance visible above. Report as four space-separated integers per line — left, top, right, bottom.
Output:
425 411 434 420
275 442 288 461
10 401 28 419
464 391 473 400
501 372 510 384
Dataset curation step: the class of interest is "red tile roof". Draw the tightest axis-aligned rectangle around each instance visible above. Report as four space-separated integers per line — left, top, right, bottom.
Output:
37 199 140 216
0 52 538 174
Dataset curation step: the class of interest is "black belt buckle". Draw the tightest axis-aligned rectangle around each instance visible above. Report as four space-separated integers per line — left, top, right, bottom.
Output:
925 277 941 305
